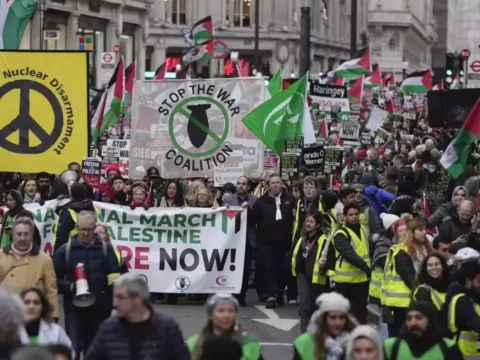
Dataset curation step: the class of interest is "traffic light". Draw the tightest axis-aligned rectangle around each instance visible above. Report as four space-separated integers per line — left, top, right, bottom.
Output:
458 55 465 83
446 53 456 85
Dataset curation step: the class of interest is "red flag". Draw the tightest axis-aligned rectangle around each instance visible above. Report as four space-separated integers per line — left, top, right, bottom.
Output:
319 117 328 137
154 58 170 80
378 141 389 156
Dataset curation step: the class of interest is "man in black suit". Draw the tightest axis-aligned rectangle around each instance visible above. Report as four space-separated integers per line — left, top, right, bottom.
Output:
223 176 258 306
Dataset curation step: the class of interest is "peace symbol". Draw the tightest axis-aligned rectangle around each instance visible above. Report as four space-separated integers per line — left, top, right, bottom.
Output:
0 80 63 154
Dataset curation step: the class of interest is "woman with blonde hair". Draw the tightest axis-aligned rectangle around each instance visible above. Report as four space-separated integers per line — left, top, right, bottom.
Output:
190 185 216 208
293 292 357 360
383 218 432 337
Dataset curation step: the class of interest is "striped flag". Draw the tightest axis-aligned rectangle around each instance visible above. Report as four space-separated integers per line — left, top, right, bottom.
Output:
0 0 37 49
334 46 371 80
401 71 432 94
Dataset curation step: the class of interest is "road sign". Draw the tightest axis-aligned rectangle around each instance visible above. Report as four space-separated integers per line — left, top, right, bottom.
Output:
470 60 480 73
113 44 121 53
101 52 116 85
461 49 471 61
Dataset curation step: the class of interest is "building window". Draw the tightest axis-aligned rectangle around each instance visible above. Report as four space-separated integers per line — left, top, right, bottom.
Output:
166 0 186 25
88 0 100 13
226 0 252 27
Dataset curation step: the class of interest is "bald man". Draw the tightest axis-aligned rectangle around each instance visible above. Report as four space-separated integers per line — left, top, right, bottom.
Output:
437 200 480 253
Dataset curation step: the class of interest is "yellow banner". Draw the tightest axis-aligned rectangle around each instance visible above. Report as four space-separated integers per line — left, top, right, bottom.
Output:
0 51 88 173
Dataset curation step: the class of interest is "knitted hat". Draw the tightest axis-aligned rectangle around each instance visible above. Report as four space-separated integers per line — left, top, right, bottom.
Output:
206 293 239 316
315 292 350 315
454 247 480 262
359 173 374 185
346 325 384 360
357 149 367 159
407 301 438 327
131 181 148 193
106 164 121 176
380 213 400 231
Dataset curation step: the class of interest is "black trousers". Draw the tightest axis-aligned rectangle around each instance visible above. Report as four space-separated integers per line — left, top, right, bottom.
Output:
259 244 291 299
388 307 406 337
335 281 369 324
237 240 254 301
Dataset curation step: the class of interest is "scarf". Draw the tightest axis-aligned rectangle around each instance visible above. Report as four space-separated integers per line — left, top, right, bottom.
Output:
11 243 33 258
269 192 282 220
325 332 349 360
23 193 41 204
131 200 145 208
413 247 428 274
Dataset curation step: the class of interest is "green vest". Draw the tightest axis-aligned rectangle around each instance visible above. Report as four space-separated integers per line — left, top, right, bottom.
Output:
384 337 456 360
1 214 17 248
187 332 262 360
293 333 326 360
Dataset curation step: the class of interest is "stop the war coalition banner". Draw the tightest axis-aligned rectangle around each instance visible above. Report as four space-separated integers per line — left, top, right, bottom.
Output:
131 78 267 178
2 201 247 293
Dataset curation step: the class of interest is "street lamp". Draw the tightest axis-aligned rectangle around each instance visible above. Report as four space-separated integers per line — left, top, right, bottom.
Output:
401 61 409 80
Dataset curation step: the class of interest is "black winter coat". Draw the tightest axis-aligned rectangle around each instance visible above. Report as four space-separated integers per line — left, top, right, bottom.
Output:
84 309 190 360
53 234 120 312
252 192 296 246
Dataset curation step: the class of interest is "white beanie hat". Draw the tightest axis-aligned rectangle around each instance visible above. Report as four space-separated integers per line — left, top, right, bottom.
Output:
345 325 384 360
380 213 400 231
315 292 350 314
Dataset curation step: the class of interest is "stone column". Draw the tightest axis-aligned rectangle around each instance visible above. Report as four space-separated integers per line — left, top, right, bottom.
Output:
151 0 165 24
152 44 167 71
106 20 117 53
66 12 79 50
30 12 41 50
136 26 146 80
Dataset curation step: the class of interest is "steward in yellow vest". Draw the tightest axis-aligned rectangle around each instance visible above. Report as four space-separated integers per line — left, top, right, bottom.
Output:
53 183 97 253
446 261 480 359
187 294 262 360
384 302 463 360
332 203 371 324
291 212 331 333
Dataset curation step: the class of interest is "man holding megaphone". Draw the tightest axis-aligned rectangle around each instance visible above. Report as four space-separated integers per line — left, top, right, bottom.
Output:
53 211 121 360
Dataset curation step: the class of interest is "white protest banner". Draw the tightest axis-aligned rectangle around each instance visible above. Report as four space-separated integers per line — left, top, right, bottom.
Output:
366 107 388 131
131 78 266 178
3 201 246 293
309 83 350 113
339 119 360 140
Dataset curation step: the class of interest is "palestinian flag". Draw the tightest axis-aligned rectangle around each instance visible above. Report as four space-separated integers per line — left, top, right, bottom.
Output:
190 16 213 44
91 87 108 144
154 58 170 80
440 99 480 179
388 73 396 90
335 46 371 80
182 39 214 64
451 71 462 89
423 193 438 235
0 0 37 49
432 81 444 91
348 75 364 103
322 73 345 86
123 59 136 115
364 64 382 89
319 116 328 137
91 57 125 141
382 73 388 88
400 71 432 94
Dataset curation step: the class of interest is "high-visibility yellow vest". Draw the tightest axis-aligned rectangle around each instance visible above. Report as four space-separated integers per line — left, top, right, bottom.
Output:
253 184 266 198
448 293 480 358
382 243 411 308
291 234 327 285
413 284 446 311
292 199 337 239
52 207 99 251
359 208 370 236
333 225 370 283
369 265 384 302
384 337 456 360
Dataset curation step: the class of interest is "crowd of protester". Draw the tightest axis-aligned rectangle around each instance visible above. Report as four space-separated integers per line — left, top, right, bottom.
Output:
1 122 480 359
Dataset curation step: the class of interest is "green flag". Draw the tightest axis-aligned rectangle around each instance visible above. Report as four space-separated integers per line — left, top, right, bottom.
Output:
267 69 282 97
242 72 308 156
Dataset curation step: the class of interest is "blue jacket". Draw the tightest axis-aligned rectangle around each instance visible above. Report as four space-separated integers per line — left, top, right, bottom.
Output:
364 185 395 216
53 234 120 312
